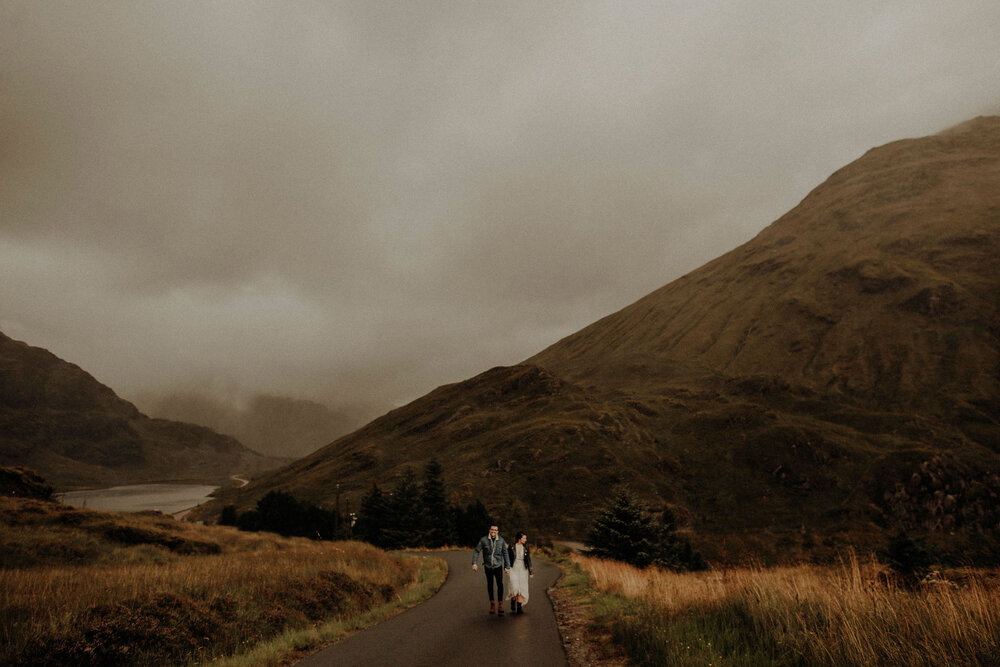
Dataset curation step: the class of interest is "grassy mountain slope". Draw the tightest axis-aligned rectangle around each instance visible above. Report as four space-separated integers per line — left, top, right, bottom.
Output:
204 118 1000 561
531 116 1000 418
0 332 281 488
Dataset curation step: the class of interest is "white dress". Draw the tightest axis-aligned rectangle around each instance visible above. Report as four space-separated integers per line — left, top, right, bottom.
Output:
508 543 530 605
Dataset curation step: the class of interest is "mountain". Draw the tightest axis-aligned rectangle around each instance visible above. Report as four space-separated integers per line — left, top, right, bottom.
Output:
531 116 1000 415
142 392 362 459
0 332 282 488
203 117 1000 561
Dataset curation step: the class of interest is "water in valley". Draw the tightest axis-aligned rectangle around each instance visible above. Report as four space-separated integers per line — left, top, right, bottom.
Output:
56 483 218 514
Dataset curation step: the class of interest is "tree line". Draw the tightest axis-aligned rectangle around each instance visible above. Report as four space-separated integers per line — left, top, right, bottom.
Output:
219 465 990 578
220 459 494 547
354 459 496 548
221 461 706 572
220 488 348 540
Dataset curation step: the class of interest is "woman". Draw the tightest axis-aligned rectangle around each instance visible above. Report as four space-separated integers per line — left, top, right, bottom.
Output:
506 531 533 614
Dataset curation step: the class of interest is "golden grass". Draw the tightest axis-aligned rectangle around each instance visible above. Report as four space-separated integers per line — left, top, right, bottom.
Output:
574 552 1000 665
3 540 405 617
207 554 447 667
0 498 445 665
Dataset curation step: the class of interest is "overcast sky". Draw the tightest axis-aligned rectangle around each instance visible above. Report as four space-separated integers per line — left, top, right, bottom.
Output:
2 1 998 416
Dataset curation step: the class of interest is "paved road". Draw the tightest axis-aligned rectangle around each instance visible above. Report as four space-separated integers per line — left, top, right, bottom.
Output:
297 550 567 667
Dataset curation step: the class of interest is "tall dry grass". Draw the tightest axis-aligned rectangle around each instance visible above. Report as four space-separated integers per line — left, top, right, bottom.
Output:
576 552 1000 665
2 540 421 664
0 497 437 665
3 540 411 619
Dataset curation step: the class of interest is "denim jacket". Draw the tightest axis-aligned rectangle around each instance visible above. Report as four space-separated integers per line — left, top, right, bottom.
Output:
472 535 511 569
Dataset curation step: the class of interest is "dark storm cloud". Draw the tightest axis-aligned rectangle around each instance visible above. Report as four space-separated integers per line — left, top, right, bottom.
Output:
2 1 999 414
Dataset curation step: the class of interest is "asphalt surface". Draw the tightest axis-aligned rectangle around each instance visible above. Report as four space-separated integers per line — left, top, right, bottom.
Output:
297 550 568 667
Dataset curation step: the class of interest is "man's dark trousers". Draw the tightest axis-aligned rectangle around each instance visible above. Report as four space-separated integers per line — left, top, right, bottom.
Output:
485 565 504 601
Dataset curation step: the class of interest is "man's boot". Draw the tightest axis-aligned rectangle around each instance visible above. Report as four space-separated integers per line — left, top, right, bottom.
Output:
489 601 495 614
497 601 505 616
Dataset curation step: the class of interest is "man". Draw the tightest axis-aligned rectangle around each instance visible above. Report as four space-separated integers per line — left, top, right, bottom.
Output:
471 524 511 615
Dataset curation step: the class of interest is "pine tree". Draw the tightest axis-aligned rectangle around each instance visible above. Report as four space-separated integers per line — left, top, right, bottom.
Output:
420 459 457 547
355 482 390 547
457 499 493 547
586 488 659 567
587 490 707 570
382 467 422 548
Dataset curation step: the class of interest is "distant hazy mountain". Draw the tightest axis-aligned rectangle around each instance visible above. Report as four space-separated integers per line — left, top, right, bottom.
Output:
144 392 361 459
0 332 282 488
204 117 1000 561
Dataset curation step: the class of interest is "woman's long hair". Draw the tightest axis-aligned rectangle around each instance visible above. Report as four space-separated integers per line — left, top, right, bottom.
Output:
514 531 526 544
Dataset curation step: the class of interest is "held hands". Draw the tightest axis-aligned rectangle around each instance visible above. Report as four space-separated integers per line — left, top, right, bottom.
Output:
472 564 478 572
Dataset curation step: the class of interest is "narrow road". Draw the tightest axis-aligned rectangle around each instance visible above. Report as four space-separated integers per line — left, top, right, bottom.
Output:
297 550 567 667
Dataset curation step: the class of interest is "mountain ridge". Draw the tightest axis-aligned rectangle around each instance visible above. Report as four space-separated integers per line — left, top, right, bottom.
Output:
0 332 283 488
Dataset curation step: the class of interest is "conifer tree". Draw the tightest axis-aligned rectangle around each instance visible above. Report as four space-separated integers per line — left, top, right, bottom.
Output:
354 462 491 550
382 467 422 548
586 488 659 567
457 499 493 547
420 459 457 547
587 489 706 570
355 482 390 547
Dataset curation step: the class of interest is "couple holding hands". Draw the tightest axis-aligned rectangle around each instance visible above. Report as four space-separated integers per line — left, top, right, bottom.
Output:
471 524 533 616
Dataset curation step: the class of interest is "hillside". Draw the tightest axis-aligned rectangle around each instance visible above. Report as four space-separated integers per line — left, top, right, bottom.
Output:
530 115 1000 418
0 333 281 488
204 117 1000 561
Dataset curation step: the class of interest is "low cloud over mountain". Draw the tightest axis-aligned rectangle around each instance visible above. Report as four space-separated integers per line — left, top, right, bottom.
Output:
206 118 1000 561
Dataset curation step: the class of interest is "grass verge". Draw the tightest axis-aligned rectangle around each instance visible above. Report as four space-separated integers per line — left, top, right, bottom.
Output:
554 548 1000 666
546 548 627 666
207 552 446 666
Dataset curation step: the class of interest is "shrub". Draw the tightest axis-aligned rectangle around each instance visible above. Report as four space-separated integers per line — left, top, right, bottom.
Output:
882 530 932 587
219 505 238 526
0 466 53 500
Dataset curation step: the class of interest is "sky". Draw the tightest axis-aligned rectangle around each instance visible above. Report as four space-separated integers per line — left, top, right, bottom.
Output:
2 1 999 419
